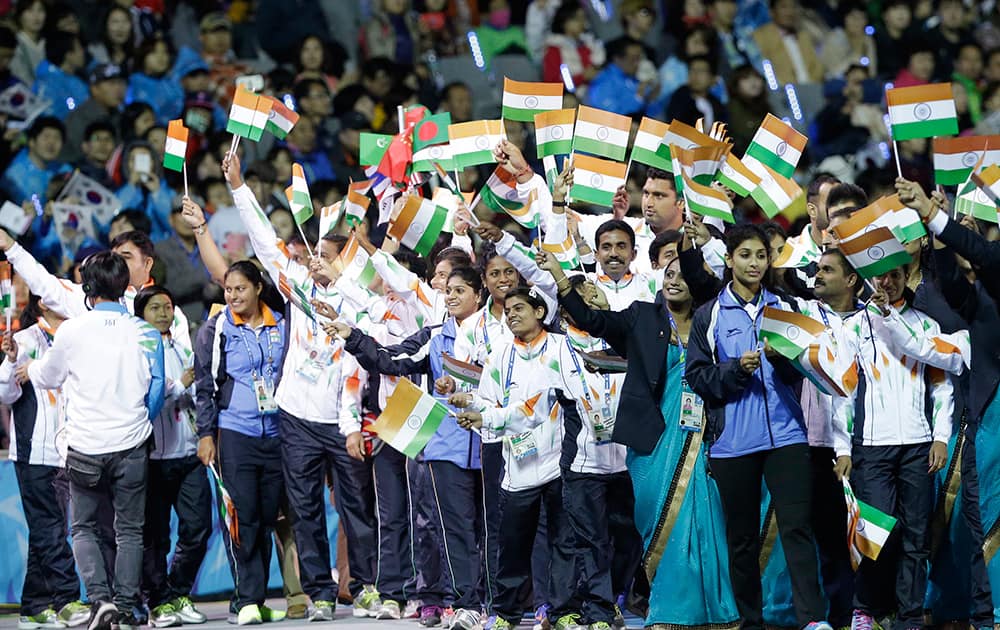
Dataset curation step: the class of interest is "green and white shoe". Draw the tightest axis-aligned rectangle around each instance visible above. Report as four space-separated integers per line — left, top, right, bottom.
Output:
170 597 207 624
352 585 381 618
308 601 334 622
259 606 285 623
57 602 91 628
553 614 585 630
19 608 62 630
149 602 181 628
237 605 262 626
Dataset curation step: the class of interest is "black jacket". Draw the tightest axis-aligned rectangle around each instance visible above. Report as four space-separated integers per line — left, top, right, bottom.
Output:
559 288 674 455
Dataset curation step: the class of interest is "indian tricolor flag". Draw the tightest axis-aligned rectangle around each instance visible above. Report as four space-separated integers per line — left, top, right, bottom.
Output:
749 163 804 218
504 188 541 229
933 136 986 185
955 176 999 222
630 117 672 170
716 153 761 197
477 167 522 213
263 95 299 140
875 194 925 243
759 306 826 359
972 163 1000 205
227 87 259 139
745 113 807 179
412 142 454 172
449 120 503 169
388 195 448 256
570 153 627 207
534 109 575 158
372 377 448 459
672 144 727 187
163 119 188 172
887 83 958 141
680 170 734 223
502 78 563 122
542 232 581 270
277 272 315 320
831 201 895 244
0 261 11 310
660 119 723 171
344 182 371 227
572 105 630 161
318 201 341 237
844 478 897 569
442 352 484 385
334 233 376 285
285 164 313 225
839 227 911 278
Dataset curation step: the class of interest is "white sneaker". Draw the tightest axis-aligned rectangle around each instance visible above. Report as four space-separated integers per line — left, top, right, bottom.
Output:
376 600 402 620
18 609 61 630
404 601 422 619
451 609 483 630
352 585 382 618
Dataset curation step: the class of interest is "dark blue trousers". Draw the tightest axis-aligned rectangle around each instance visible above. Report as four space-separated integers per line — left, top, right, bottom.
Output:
960 422 995 627
424 460 483 610
810 446 855 627
561 470 642 624
280 411 376 602
493 478 575 625
852 443 934 630
142 454 211 607
371 445 415 603
14 463 80 615
218 428 283 609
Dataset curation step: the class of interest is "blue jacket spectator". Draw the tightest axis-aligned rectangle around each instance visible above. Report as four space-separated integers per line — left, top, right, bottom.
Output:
586 37 667 118
32 35 88 120
115 142 175 241
127 38 187 125
1 115 71 204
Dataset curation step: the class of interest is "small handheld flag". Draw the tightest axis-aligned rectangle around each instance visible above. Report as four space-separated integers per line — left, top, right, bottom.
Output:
263 95 299 140
886 83 959 142
208 462 240 547
0 261 12 332
759 307 826 359
502 78 563 122
372 377 448 459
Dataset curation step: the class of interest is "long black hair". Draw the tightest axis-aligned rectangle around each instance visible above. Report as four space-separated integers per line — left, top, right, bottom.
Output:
225 261 285 315
134 285 174 321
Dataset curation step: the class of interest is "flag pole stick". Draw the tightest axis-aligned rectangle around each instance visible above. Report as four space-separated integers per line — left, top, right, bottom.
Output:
892 139 902 178
182 162 189 198
5 280 12 332
567 150 575 204
296 221 314 258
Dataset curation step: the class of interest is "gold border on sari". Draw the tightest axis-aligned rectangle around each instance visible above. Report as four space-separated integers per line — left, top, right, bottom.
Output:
930 423 965 559
642 428 703 582
985 517 999 565
759 504 778 569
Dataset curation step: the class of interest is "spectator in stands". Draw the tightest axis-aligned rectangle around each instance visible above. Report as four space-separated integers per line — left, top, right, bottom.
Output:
985 48 1000 84
439 82 473 124
819 1 877 79
894 41 936 88
205 177 253 262
155 194 211 323
752 0 823 85
416 0 465 59
116 142 175 242
293 78 337 155
269 146 294 185
87 5 134 69
874 0 915 79
612 0 659 63
108 209 153 242
361 0 421 64
286 116 336 183
127 36 185 125
0 26 20 93
243 161 283 215
1 115 70 204
542 3 605 97
525 0 559 61
587 37 665 118
927 0 973 81
295 35 346 94
11 0 46 86
330 111 371 184
953 42 985 125
78 120 116 189
897 137 932 190
474 0 528 62
665 55 725 128
196 13 250 108
814 63 884 158
952 81 975 134
32 34 87 120
725 64 769 155
62 63 126 164
708 0 760 78
255 0 331 65
658 26 717 107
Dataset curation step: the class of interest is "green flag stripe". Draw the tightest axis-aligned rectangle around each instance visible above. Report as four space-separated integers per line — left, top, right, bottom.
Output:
572 137 627 161
854 250 912 278
536 139 573 158
401 402 448 458
934 168 972 186
746 144 795 178
163 153 185 172
891 118 959 141
758 331 805 359
502 105 545 122
571 184 614 207
630 146 672 170
413 207 448 256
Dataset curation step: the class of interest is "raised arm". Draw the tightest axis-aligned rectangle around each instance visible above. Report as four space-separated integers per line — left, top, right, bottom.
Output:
179 197 228 285
0 230 85 319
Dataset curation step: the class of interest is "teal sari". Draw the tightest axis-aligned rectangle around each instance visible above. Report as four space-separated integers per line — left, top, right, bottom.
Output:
626 344 739 628
978 394 1000 624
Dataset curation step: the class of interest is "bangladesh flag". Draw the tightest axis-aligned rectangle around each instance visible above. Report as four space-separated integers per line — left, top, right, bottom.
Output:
413 113 451 153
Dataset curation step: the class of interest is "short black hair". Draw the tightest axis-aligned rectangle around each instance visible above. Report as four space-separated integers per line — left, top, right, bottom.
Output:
441 81 471 101
649 229 682 263
393 247 427 278
361 56 395 80
447 266 483 294
646 167 674 185
110 229 155 260
27 116 65 142
80 251 130 302
725 223 770 255
293 77 330 105
760 220 787 243
110 210 152 237
826 183 868 210
134 285 174 320
595 219 636 249
686 53 717 75
807 174 838 202
608 36 644 61
906 39 937 60
83 120 116 142
820 246 858 280
45 33 80 66
551 2 584 35
829 205 860 223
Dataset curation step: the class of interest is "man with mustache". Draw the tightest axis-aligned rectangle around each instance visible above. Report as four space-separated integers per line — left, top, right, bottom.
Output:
589 219 658 310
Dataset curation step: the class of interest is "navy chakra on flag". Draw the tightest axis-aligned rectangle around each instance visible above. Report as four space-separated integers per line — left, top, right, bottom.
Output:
912 102 932 121
406 414 422 430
